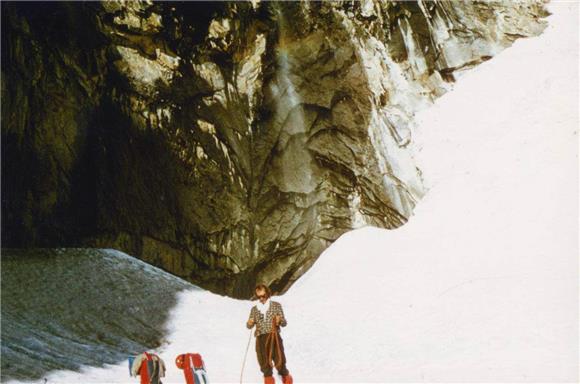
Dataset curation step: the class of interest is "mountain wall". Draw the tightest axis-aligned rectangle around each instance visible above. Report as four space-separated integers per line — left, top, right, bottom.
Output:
1 1 549 298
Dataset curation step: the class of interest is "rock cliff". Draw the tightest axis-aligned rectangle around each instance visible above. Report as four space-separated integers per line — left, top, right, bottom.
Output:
1 1 549 298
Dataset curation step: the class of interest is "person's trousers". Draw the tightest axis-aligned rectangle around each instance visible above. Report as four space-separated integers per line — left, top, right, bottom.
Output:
255 333 289 377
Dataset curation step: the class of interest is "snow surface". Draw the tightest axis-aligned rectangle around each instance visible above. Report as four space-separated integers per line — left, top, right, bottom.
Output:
18 1 578 383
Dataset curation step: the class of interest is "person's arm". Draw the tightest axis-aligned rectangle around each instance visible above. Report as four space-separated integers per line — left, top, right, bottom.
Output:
246 307 256 329
275 303 287 327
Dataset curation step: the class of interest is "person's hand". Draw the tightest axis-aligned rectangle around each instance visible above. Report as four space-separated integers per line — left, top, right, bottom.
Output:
247 319 255 327
274 315 282 326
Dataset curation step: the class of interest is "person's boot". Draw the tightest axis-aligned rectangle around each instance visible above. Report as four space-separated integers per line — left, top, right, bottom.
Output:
282 374 293 384
264 376 275 384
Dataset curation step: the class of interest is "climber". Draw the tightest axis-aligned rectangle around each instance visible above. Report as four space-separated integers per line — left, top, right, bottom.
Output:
246 284 293 384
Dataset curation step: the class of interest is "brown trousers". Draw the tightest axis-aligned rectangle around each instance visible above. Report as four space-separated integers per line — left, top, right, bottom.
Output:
255 333 289 377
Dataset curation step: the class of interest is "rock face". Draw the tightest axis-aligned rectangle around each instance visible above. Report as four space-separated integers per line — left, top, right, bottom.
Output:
1 1 549 298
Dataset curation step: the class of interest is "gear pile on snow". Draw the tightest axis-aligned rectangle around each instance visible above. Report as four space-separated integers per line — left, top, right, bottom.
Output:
176 353 209 384
129 352 166 384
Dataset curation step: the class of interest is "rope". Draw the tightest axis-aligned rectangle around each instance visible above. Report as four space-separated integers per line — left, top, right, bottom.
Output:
266 318 284 370
240 328 253 384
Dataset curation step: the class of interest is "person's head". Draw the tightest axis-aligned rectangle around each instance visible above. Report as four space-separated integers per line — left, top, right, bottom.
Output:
254 284 271 303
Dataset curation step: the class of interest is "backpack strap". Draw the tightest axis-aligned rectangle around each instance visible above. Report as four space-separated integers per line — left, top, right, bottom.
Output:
139 353 151 383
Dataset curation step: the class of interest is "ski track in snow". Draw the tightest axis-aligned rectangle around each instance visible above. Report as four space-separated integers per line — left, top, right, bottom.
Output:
10 2 578 383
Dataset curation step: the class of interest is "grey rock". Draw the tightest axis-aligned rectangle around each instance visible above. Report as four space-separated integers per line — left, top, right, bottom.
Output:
1 1 549 298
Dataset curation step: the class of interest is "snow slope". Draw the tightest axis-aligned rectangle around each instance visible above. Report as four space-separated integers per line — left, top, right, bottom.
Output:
13 1 578 383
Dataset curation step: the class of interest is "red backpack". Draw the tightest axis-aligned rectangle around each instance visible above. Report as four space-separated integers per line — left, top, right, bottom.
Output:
175 353 208 384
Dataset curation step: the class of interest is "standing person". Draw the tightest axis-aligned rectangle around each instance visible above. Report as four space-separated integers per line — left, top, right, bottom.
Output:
246 284 293 384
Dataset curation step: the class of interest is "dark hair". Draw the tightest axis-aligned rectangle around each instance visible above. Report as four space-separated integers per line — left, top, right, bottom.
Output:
254 284 271 299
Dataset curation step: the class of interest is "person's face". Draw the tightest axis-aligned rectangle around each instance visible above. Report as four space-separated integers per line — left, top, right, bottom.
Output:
256 289 268 303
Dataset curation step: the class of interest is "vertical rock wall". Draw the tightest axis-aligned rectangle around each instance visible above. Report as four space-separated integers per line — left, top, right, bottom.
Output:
1 1 549 298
